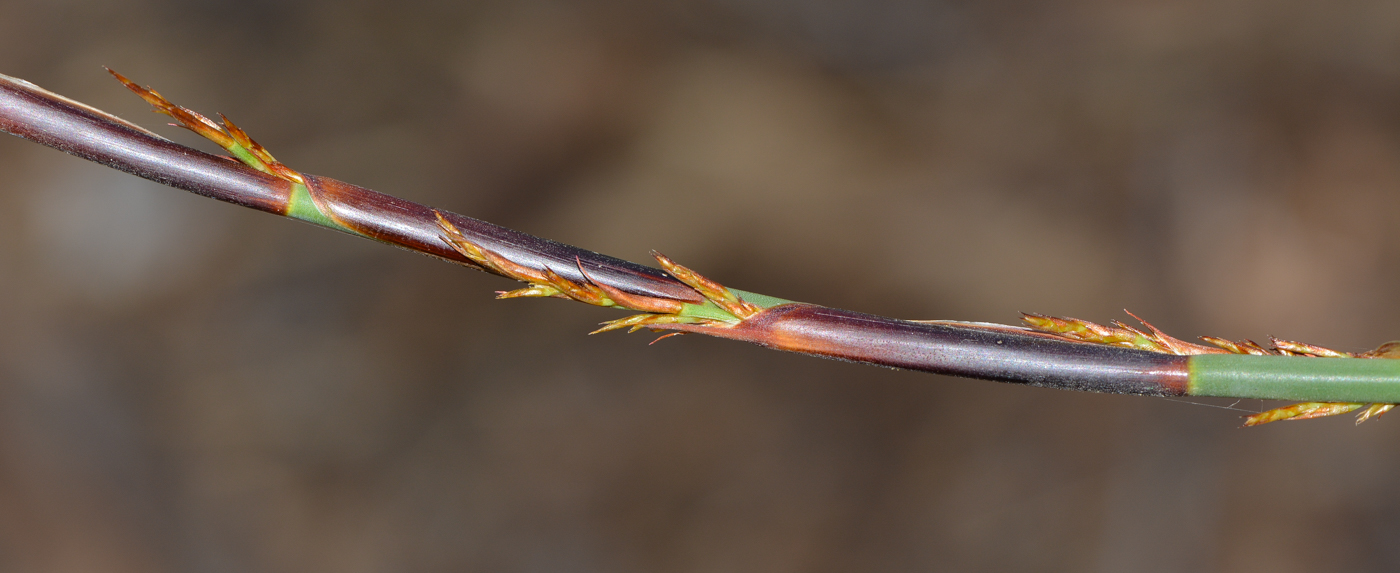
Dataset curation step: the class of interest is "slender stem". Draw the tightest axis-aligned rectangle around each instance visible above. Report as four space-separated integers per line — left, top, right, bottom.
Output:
3 71 1398 423
0 72 702 303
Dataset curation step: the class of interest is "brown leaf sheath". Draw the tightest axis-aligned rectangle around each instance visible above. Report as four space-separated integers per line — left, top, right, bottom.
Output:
303 175 705 303
0 73 704 304
577 260 687 314
655 304 1192 396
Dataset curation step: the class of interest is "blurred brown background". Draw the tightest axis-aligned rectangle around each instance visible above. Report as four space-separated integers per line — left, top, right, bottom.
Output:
4 0 1400 571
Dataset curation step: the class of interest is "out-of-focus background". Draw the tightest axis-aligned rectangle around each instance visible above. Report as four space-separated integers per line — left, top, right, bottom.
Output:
3 1 1400 571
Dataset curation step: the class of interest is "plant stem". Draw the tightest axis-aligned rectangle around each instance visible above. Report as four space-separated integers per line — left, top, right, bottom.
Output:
2 70 1396 425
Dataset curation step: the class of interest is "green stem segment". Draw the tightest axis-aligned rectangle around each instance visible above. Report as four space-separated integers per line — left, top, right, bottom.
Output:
286 182 346 231
676 289 793 322
1189 355 1400 403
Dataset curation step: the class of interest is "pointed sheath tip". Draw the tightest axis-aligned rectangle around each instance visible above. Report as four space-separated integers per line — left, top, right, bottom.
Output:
104 68 161 106
576 256 685 314
650 250 676 271
1020 312 1053 328
650 332 685 345
104 66 133 86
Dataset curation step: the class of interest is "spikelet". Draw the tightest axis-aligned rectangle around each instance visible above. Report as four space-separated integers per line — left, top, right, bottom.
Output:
107 68 303 184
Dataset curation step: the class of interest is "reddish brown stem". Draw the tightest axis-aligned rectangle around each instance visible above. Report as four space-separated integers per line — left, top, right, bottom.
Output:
659 305 1191 396
0 71 1196 400
0 73 701 303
